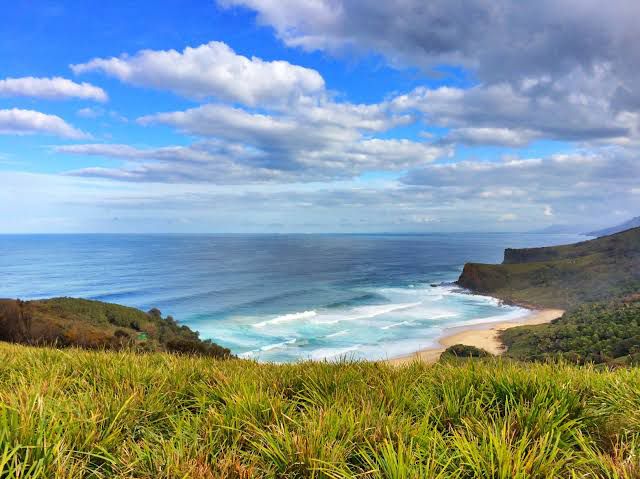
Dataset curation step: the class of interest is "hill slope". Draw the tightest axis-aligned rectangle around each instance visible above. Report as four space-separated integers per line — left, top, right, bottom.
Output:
587 216 640 237
502 295 640 364
456 227 640 309
0 297 232 358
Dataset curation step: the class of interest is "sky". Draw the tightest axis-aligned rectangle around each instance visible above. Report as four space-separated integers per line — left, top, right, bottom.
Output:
1 0 639 233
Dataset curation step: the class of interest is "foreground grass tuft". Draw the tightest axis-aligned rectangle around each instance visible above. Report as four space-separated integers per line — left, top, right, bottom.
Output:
0 343 639 477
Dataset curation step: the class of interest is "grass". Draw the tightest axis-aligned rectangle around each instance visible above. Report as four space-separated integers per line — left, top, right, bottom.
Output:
1 343 640 478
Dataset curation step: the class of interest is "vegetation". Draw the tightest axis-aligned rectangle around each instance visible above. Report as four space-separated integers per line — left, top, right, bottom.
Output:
0 297 232 359
457 227 640 309
502 296 640 365
0 343 639 478
441 344 492 359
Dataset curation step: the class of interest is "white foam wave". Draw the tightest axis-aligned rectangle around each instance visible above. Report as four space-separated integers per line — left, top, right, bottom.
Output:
261 338 297 351
230 280 533 363
450 307 530 328
325 329 349 338
312 302 422 325
428 312 459 320
253 310 317 328
309 345 362 360
381 320 413 330
239 338 297 357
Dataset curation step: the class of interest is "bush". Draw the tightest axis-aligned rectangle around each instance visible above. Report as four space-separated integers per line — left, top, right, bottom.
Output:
441 343 492 359
0 297 234 359
502 296 640 365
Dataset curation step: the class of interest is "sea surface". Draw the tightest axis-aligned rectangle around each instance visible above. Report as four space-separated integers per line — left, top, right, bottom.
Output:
0 233 587 362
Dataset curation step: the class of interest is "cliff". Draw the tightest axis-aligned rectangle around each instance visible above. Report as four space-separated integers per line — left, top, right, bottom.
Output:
457 227 640 309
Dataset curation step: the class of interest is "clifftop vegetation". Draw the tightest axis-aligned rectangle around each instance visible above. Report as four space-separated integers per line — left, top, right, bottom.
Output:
457 227 640 309
0 297 232 359
456 227 640 365
502 296 640 365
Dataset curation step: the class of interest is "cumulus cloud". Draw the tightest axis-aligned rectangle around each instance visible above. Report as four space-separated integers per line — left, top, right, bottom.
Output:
133 100 443 177
71 41 324 106
443 127 539 147
391 82 636 145
56 142 293 183
60 40 448 183
0 109 89 139
403 152 635 189
223 0 640 146
57 131 447 183
0 77 107 101
221 0 639 87
402 148 640 222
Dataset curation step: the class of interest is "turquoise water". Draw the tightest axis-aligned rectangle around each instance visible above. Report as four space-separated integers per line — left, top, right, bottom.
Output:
0 233 585 362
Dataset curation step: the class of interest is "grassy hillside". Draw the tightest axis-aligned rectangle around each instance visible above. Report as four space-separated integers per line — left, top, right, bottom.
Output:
0 297 232 358
457 227 640 309
502 296 640 365
1 343 639 478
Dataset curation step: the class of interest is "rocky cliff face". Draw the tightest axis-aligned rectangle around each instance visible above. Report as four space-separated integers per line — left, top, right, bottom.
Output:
456 264 484 291
454 227 640 309
456 263 508 293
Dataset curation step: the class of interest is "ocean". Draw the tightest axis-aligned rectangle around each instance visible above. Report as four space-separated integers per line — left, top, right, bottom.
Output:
0 233 586 362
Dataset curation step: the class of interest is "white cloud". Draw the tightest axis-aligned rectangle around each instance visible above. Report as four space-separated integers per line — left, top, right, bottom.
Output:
498 213 518 222
0 109 89 139
391 83 634 145
71 41 324 106
76 107 128 123
0 77 107 102
115 95 443 181
224 0 640 147
400 148 640 226
445 127 539 147
56 134 448 183
221 0 640 93
77 107 102 118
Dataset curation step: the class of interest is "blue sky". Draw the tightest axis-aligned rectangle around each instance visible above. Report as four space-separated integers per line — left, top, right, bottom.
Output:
1 0 639 233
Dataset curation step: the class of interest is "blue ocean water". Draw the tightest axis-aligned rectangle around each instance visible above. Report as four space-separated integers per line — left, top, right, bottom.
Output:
0 233 586 362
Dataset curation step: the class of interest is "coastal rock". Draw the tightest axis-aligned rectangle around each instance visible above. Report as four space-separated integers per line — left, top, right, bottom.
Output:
456 263 508 293
457 226 640 309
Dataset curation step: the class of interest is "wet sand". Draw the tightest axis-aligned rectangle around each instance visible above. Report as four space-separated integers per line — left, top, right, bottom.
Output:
386 308 564 366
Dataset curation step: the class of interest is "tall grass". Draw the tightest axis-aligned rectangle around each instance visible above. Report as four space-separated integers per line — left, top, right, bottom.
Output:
0 343 639 478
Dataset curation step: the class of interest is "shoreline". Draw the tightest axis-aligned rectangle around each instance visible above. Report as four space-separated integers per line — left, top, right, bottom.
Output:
385 308 564 366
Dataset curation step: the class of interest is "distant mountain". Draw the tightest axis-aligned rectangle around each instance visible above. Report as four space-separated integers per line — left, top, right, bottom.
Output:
532 224 591 234
586 216 640 237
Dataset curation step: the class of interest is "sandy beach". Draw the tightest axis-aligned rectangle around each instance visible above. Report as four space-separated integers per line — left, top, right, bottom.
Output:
386 308 564 366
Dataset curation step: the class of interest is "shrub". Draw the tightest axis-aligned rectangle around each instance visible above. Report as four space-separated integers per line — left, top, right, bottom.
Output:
441 343 492 359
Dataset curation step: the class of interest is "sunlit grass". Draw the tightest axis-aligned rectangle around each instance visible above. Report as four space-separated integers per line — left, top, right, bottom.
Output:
0 343 639 477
